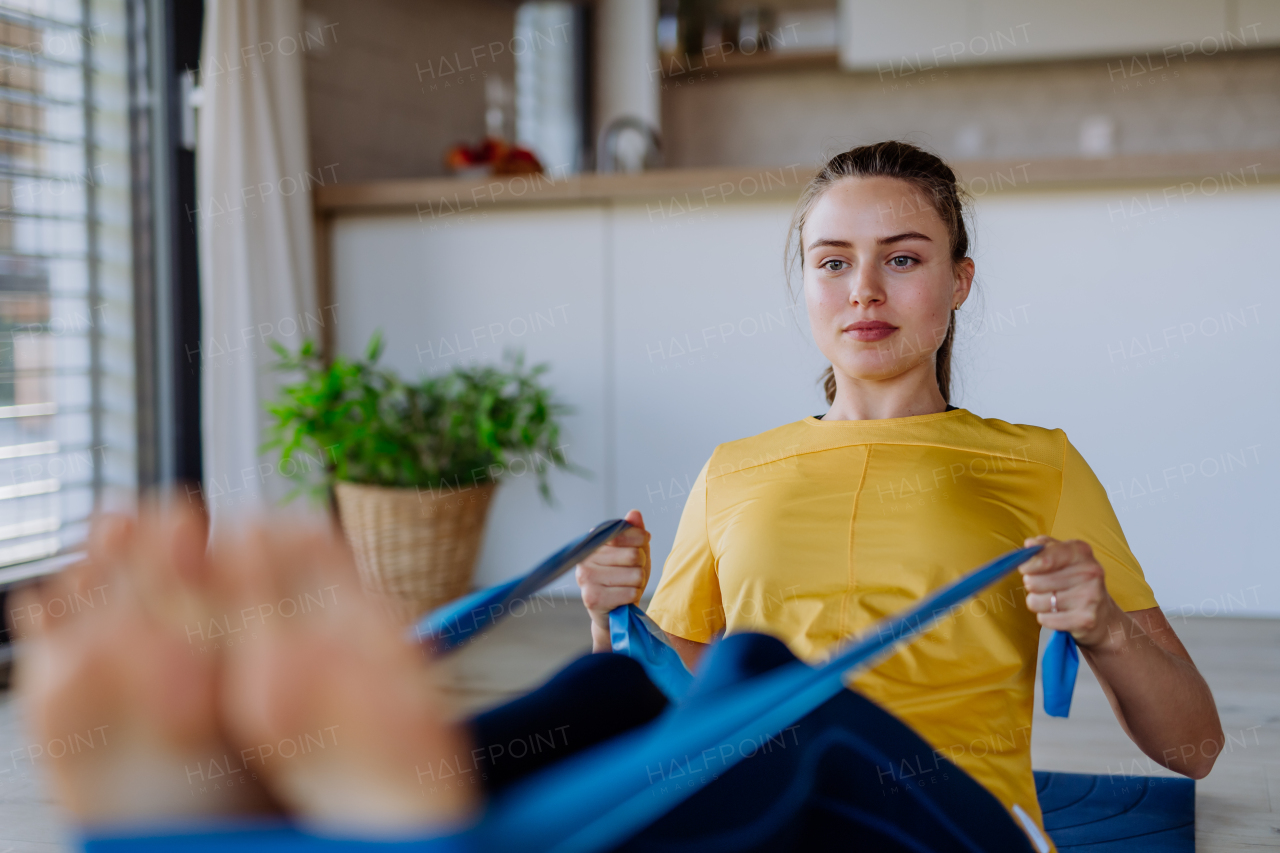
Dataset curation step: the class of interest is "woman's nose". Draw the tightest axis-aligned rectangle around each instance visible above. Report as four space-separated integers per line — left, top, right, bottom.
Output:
849 268 885 307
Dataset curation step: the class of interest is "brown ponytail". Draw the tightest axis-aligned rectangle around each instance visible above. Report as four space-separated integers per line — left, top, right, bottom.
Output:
787 141 972 405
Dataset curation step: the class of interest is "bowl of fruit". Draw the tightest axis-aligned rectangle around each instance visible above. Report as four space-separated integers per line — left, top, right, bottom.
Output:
445 138 543 177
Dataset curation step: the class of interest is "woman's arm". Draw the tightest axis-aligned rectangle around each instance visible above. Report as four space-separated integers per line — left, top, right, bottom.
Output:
1084 604 1222 777
575 507 711 670
577 509 653 653
666 634 709 671
1020 537 1224 779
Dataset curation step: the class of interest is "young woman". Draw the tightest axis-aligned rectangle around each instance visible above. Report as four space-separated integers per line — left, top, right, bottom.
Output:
577 141 1224 839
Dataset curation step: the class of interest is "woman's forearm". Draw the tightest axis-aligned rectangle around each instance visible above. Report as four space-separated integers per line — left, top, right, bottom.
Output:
1081 601 1224 778
1019 539 1224 779
591 619 611 653
592 616 708 671
667 634 709 671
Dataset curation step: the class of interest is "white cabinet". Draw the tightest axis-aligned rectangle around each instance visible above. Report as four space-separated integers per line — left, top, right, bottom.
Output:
837 0 1277 71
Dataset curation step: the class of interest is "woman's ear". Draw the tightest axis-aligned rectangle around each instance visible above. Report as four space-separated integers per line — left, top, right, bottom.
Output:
952 257 976 309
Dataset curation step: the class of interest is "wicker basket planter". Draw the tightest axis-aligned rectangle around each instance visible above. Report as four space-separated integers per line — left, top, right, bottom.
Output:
333 481 497 621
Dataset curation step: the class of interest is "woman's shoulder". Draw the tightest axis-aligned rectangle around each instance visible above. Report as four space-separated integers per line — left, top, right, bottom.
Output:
950 411 1070 470
704 419 812 481
704 412 1075 477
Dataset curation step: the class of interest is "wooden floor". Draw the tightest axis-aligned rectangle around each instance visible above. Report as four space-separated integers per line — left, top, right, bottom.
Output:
0 595 1276 851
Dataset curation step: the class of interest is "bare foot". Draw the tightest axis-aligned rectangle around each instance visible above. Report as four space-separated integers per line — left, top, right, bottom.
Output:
11 505 276 824
213 519 479 836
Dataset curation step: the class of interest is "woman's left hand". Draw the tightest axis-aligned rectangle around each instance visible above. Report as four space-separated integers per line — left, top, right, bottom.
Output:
1019 536 1121 649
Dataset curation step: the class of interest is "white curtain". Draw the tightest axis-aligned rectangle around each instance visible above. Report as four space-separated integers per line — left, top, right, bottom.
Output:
197 0 317 520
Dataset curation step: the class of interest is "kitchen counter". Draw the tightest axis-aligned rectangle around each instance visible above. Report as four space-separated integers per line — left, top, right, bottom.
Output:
313 150 1280 215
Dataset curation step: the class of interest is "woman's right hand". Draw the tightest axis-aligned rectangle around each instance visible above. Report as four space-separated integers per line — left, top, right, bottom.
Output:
576 509 651 652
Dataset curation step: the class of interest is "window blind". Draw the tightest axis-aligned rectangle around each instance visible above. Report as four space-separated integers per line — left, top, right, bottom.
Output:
0 0 135 579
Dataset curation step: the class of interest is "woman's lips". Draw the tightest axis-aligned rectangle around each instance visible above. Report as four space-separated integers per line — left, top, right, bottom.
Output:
843 321 898 342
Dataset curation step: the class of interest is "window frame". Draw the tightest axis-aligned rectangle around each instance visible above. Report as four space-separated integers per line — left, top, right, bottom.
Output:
0 0 203 595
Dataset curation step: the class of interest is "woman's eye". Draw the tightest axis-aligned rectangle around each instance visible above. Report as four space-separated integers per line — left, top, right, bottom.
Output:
889 255 916 268
822 259 846 271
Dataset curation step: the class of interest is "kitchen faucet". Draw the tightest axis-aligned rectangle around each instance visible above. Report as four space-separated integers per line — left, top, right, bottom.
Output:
596 115 663 173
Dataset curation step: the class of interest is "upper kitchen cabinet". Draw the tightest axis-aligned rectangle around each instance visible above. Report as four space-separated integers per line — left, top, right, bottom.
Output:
657 0 841 72
838 0 1280 70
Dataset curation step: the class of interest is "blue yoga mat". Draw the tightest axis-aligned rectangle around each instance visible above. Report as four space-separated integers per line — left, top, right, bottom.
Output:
1035 770 1195 852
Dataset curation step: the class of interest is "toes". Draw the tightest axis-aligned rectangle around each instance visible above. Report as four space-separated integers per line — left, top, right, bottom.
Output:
259 520 353 608
210 522 280 621
211 518 336 623
126 502 214 630
256 523 317 602
164 501 212 589
131 500 209 592
293 525 360 602
83 512 134 587
291 525 411 632
48 514 131 621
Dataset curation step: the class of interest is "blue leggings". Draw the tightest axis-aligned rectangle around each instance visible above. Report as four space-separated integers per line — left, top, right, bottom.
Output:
468 634 1036 852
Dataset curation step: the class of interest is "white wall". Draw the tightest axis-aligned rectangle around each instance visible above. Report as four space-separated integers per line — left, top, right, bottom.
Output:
332 182 1278 615
956 184 1277 619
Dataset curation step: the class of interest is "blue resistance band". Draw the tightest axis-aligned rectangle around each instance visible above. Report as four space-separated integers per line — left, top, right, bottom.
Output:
607 604 694 699
411 519 631 654
606 549 1070 717
599 535 1078 718
612 604 1080 718
1041 630 1079 717
411 518 1078 717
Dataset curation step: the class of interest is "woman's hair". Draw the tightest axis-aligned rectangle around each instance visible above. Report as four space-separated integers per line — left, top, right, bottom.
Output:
785 140 973 405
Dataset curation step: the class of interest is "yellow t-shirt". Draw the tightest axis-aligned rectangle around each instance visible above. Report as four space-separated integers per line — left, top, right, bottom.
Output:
647 408 1157 838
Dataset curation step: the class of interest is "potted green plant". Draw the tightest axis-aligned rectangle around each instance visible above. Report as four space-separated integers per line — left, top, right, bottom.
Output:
265 332 577 620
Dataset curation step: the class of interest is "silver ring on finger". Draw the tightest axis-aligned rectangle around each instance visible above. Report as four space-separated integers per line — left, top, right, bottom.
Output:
1050 592 1058 613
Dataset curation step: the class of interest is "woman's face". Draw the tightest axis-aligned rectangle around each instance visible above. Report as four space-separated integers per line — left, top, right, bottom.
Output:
802 176 974 387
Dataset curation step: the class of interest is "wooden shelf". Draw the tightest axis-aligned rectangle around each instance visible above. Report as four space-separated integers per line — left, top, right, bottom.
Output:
314 165 811 215
658 47 839 77
313 151 1280 216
